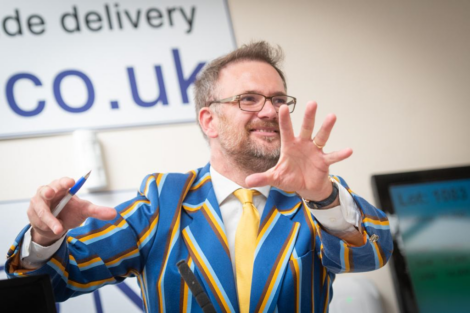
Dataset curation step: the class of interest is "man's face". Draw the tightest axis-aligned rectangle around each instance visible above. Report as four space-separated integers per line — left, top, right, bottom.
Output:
211 60 286 173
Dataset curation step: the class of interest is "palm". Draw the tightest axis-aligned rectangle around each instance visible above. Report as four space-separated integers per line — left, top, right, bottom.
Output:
246 101 352 200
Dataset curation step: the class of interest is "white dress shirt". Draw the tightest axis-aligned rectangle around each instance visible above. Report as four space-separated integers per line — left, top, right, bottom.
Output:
21 167 361 270
210 167 361 273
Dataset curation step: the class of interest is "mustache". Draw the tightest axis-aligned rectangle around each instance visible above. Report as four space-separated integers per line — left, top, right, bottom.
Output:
245 120 280 131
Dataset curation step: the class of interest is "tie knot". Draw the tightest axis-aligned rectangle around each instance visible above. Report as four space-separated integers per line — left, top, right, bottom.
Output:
233 188 260 205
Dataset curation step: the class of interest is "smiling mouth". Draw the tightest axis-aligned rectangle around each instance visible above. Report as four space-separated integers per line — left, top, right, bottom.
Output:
247 120 280 136
249 128 280 138
251 128 278 133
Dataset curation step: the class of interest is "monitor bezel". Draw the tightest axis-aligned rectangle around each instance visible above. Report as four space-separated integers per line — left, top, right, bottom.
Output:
0 274 57 313
371 165 470 313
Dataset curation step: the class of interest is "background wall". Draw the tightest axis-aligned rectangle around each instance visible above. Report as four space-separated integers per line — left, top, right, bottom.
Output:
1 1 469 313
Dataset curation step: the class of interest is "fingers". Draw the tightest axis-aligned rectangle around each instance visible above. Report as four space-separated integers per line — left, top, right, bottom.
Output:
278 105 295 142
30 177 75 235
324 148 353 165
48 177 75 200
29 194 64 235
313 113 336 148
299 101 318 140
37 178 75 202
39 185 56 200
28 206 64 234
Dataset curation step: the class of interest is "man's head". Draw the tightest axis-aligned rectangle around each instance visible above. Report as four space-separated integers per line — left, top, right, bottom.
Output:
195 42 291 174
194 41 287 115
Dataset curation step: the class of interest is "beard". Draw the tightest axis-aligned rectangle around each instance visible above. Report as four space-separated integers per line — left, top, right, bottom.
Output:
217 112 280 174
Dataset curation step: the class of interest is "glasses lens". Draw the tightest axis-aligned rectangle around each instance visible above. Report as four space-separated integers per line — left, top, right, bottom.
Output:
238 94 296 113
239 94 264 111
273 96 296 112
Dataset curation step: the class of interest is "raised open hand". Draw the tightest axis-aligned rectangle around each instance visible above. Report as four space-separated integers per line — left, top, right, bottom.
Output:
245 101 353 201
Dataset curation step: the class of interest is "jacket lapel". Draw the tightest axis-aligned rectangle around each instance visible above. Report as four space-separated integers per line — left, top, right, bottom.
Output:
182 164 239 313
250 188 302 313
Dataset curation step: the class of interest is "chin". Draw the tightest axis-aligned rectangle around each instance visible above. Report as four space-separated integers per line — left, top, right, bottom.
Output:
262 136 278 143
248 141 280 160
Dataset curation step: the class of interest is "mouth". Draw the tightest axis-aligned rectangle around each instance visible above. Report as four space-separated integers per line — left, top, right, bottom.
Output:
249 127 279 137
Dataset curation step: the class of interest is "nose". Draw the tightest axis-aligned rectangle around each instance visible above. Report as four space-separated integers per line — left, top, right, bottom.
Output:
257 99 278 119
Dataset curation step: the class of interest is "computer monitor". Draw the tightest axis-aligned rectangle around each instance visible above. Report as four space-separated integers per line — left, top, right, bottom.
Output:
372 166 470 313
0 274 57 313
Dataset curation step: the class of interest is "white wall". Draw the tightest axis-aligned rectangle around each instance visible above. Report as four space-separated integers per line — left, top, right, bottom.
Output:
1 1 470 313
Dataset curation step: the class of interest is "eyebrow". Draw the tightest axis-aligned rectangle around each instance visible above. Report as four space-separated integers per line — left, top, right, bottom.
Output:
242 90 288 96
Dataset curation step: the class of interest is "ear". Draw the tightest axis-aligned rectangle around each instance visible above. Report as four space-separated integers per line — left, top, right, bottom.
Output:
199 107 219 138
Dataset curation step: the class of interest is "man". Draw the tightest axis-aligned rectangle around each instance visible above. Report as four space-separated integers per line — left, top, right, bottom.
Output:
6 42 392 312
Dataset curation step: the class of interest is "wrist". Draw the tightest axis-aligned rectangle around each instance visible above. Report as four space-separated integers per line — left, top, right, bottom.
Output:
31 228 63 247
301 177 335 201
303 180 339 209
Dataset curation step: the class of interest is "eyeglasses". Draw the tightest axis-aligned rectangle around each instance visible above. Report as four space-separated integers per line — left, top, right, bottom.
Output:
209 93 296 113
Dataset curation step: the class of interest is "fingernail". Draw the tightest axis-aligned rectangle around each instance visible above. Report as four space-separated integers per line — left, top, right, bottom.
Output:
53 225 59 234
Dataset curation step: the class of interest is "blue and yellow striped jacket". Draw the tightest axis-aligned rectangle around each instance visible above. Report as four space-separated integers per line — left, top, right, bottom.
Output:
6 163 392 312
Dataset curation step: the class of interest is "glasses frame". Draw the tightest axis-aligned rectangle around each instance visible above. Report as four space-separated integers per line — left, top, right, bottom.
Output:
209 92 297 113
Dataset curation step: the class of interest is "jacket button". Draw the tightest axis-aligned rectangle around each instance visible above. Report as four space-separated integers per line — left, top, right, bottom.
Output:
369 234 379 242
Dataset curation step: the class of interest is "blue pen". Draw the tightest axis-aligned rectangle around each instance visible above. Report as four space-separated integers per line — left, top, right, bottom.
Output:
51 171 91 217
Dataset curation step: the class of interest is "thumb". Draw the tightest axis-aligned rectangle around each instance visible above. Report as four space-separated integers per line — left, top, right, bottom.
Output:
85 205 117 221
246 172 272 188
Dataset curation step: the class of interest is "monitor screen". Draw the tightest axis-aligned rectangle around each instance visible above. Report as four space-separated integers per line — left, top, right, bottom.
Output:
372 166 470 313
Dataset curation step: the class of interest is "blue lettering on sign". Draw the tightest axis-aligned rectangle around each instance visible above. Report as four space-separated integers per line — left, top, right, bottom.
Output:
53 70 95 113
127 65 168 107
172 49 206 104
5 73 46 117
4 48 208 123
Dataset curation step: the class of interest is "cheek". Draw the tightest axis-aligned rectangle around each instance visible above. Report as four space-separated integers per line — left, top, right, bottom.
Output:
234 114 252 129
218 108 255 134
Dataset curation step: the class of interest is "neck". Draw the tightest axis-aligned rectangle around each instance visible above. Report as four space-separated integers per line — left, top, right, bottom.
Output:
210 148 254 188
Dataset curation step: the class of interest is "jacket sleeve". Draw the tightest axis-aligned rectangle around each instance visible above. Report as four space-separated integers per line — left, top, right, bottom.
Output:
314 175 393 274
5 174 159 301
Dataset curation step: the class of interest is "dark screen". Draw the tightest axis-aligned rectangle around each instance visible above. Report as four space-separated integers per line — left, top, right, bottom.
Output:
389 179 470 313
372 166 470 313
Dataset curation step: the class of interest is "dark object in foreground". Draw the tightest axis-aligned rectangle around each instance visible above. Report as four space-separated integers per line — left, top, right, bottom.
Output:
177 259 216 313
0 274 57 313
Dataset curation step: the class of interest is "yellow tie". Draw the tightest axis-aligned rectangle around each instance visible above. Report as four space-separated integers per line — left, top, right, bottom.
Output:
233 188 261 313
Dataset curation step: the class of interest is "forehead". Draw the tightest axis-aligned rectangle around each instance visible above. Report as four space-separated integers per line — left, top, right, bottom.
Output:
216 60 286 96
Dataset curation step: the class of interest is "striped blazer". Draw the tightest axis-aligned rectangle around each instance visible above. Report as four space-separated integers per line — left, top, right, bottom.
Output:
6 163 393 313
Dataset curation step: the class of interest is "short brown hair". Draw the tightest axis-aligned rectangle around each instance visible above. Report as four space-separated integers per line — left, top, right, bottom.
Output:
194 41 287 118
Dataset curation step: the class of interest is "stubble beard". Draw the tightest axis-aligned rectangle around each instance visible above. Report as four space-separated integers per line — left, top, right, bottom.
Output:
217 113 280 174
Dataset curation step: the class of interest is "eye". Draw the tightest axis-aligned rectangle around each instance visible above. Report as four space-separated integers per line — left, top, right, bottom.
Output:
239 94 260 105
272 96 288 105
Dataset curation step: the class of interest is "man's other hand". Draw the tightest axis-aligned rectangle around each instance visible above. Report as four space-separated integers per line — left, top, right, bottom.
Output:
27 177 116 246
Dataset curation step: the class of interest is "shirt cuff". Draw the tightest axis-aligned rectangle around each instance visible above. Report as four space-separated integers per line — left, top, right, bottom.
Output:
20 228 66 269
308 182 362 232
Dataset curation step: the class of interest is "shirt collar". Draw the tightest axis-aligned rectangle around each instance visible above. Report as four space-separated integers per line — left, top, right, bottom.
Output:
210 166 271 205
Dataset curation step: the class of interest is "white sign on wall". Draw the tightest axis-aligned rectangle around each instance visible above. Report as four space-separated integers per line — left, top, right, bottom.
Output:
0 0 236 139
